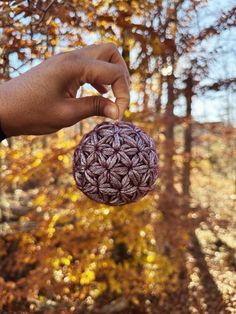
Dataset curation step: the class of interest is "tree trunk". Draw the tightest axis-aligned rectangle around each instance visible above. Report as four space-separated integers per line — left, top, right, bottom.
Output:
121 14 131 114
122 28 130 71
182 75 194 201
155 73 163 114
163 70 175 194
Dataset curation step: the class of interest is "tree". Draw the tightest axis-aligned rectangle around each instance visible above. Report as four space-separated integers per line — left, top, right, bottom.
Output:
0 0 236 312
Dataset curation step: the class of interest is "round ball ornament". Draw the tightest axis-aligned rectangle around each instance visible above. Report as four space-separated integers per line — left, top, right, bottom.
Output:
73 121 159 206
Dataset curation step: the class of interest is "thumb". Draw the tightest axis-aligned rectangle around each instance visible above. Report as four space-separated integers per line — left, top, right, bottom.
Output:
66 95 119 122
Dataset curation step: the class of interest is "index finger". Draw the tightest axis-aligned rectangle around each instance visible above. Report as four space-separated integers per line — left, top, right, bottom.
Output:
111 73 130 120
73 58 130 119
76 43 131 85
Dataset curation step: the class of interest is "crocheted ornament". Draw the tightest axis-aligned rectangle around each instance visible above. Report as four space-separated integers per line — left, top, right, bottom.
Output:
73 121 159 206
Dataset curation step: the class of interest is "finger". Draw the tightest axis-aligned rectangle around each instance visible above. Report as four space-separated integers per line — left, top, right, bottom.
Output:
62 96 118 125
73 59 130 119
91 82 108 94
75 43 131 84
105 44 131 84
111 75 130 120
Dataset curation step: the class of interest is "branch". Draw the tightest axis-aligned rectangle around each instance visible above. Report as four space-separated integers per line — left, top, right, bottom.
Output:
184 6 236 51
199 6 236 39
200 78 236 92
35 0 57 25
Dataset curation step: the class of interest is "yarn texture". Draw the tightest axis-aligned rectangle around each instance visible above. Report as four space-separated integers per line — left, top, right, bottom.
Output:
73 121 159 206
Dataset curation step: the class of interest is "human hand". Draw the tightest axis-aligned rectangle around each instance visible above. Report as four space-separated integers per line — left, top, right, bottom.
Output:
0 42 130 137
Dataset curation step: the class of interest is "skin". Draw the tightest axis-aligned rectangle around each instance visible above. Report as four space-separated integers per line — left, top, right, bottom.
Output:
0 42 130 137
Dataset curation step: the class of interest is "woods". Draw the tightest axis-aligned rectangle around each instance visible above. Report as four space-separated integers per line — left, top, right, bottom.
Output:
0 0 236 313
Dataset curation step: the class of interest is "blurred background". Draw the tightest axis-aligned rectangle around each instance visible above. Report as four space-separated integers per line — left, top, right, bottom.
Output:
0 0 236 313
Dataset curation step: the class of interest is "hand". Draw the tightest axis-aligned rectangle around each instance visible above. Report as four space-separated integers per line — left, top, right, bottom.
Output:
0 42 130 137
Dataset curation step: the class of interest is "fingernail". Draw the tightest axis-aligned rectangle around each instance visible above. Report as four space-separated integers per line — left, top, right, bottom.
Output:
104 104 118 120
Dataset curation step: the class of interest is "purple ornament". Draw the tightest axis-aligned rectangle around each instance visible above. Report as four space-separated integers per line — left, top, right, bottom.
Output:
73 121 159 206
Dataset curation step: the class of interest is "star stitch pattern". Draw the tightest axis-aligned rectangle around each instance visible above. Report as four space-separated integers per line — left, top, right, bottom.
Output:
73 121 159 205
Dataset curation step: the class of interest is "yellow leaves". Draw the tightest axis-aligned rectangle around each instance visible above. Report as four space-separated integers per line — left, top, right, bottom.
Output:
71 193 79 202
109 277 122 294
11 150 21 159
35 151 44 159
64 287 70 294
123 260 130 271
97 259 116 269
80 270 95 285
124 109 132 118
61 257 71 266
146 253 156 263
69 275 77 283
52 254 72 269
140 230 146 237
50 38 59 46
79 261 98 285
34 194 46 207
50 20 58 29
44 51 52 59
90 282 107 298
31 158 41 167
103 208 110 215
48 213 60 238
117 1 132 12
53 151 71 169
147 270 156 280
131 297 140 305
143 253 176 290
21 233 34 245
57 155 63 161
52 258 60 268
48 226 55 239
46 209 72 238
48 20 59 36
159 133 166 142
39 295 45 302
131 0 140 11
